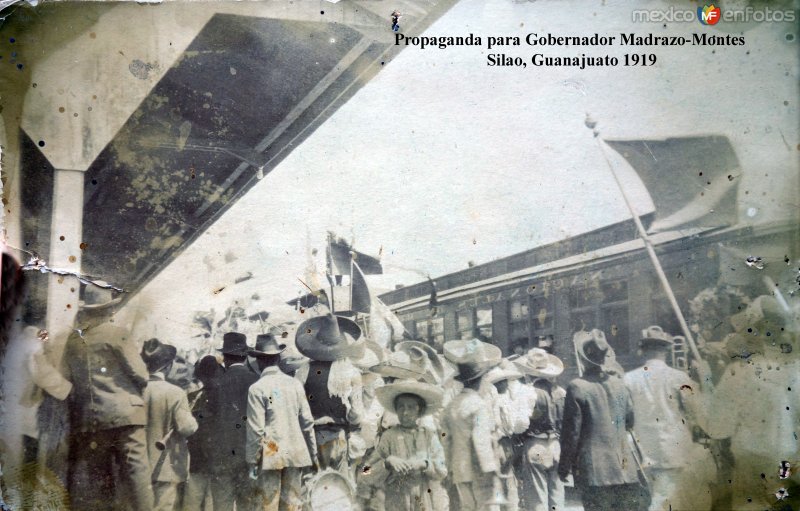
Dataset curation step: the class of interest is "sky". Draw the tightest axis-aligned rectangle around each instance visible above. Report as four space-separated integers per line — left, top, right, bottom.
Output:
118 0 799 347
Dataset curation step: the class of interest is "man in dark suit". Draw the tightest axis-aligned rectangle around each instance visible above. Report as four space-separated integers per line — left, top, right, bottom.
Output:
558 330 647 511
207 332 259 509
61 282 154 510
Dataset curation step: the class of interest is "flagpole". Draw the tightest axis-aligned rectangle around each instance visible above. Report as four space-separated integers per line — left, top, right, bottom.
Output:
587 118 702 363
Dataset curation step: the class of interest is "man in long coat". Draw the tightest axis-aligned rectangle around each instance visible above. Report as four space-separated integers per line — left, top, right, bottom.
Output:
558 330 647 511
207 332 259 509
441 339 504 511
141 339 198 511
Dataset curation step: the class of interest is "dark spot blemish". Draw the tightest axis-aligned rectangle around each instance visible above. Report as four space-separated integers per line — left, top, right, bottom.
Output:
38 140 45 147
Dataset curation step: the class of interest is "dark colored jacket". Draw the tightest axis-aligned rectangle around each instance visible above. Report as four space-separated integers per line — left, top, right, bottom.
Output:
207 363 258 471
186 385 215 473
558 373 639 487
62 322 149 433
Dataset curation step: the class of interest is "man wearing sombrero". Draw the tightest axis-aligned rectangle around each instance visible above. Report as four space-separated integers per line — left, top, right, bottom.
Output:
441 339 505 510
246 332 318 511
558 329 647 511
294 313 365 472
513 348 566 511
56 281 154 510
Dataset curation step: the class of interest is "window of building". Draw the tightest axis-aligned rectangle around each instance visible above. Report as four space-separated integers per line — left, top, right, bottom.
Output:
431 317 445 347
509 298 529 348
476 305 493 342
569 279 630 354
457 309 474 340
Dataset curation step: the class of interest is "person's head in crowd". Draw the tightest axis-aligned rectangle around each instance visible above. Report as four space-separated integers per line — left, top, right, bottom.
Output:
217 332 249 368
536 335 555 355
394 393 426 428
141 338 177 375
638 326 673 362
75 281 122 326
485 360 523 395
574 329 611 377
194 355 221 387
248 332 287 372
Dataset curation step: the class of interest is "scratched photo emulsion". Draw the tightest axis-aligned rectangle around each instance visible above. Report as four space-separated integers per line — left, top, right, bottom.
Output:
0 0 798 510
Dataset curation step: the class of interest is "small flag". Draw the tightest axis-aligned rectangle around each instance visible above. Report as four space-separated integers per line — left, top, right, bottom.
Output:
351 260 372 313
327 233 382 276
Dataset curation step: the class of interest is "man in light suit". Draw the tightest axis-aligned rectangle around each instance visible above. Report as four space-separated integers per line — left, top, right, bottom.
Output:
441 339 504 511
246 332 318 511
624 326 706 511
141 339 198 511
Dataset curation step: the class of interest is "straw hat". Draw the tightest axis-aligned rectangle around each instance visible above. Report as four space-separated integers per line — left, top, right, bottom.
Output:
515 348 564 378
394 340 445 383
485 359 524 384
443 339 501 382
574 329 610 368
639 325 673 348
369 349 438 384
375 380 444 416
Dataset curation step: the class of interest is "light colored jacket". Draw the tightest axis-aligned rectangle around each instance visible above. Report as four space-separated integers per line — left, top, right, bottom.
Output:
624 359 697 469
442 388 498 484
246 366 318 469
144 373 198 482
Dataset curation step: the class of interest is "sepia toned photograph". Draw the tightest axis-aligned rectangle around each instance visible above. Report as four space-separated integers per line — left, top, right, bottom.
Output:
0 0 798 509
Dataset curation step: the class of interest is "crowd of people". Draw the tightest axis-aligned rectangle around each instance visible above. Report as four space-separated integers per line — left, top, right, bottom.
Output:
1 280 799 511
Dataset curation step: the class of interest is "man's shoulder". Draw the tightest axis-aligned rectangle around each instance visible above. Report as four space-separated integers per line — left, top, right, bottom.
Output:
147 379 185 399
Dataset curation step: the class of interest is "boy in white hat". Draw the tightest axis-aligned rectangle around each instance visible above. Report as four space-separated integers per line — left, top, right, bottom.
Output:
365 380 446 511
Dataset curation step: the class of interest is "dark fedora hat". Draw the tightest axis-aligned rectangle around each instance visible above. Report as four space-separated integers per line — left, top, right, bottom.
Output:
295 314 363 362
141 338 177 373
218 332 249 356
249 329 287 357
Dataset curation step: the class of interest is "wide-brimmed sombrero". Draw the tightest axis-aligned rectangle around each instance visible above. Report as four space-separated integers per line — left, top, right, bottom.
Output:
295 314 363 362
485 359 524 384
443 339 502 382
369 349 438 384
375 380 444 416
515 348 564 378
